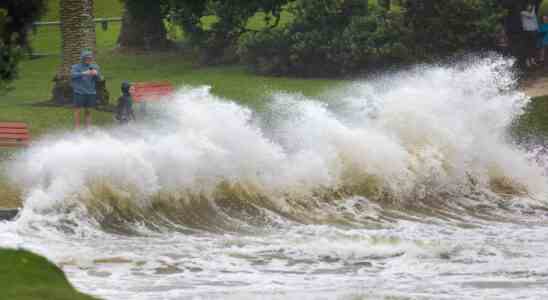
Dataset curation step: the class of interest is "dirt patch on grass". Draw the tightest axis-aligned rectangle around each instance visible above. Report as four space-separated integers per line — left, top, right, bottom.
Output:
522 70 548 98
0 182 22 208
523 76 548 98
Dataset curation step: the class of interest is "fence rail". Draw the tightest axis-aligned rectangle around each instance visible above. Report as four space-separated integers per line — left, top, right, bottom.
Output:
32 17 122 31
30 17 122 57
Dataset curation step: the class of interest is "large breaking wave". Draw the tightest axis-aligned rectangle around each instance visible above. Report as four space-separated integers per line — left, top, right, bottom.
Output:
8 56 548 232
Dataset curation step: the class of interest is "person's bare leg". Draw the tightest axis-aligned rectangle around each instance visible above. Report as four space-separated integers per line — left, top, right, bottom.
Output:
74 108 81 129
85 109 92 128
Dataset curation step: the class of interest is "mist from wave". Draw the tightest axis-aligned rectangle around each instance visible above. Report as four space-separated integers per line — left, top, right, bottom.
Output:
7 56 545 232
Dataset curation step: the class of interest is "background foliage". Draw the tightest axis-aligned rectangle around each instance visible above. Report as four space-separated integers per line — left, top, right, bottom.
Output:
238 0 505 76
0 0 45 91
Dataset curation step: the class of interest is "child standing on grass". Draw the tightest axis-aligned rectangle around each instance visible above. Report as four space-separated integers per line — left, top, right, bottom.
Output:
538 16 548 66
115 81 136 124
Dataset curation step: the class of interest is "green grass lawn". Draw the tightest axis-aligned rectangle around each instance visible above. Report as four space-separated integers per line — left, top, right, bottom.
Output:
42 0 123 21
0 249 99 300
30 23 121 55
3 52 339 137
512 95 548 141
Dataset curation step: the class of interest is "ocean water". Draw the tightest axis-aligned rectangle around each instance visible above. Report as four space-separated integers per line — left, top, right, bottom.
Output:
1 56 548 300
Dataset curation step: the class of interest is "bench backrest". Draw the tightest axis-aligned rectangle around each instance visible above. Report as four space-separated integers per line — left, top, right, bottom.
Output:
131 81 174 102
0 122 30 147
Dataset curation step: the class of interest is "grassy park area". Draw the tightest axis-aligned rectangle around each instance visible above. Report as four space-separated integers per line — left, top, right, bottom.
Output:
3 52 338 136
9 0 334 136
0 249 99 300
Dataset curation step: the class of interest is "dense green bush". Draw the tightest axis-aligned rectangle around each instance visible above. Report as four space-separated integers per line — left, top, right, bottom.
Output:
338 9 410 71
238 27 292 74
403 0 503 59
0 44 22 92
238 0 504 76
171 0 293 64
0 1 45 91
0 9 21 92
238 2 409 76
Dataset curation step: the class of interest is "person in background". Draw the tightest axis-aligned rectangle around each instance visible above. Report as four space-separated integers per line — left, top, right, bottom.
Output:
502 0 527 66
538 16 548 66
495 23 510 56
521 3 540 68
71 50 102 129
115 81 136 124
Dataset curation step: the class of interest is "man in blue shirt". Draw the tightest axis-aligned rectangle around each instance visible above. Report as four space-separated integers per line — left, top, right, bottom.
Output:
71 50 102 129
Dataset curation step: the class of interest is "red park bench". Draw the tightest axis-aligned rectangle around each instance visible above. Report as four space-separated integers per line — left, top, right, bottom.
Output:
131 81 175 103
0 122 29 221
0 122 30 148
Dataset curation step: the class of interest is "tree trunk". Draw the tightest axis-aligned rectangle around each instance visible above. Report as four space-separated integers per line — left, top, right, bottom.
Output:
342 0 369 17
117 0 169 51
52 0 105 105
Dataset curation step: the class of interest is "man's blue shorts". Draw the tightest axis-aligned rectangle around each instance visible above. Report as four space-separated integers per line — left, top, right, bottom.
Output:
74 93 97 108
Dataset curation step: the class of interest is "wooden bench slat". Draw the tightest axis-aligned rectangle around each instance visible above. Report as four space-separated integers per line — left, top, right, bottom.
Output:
0 128 29 134
0 141 29 147
0 122 30 147
0 133 30 140
131 81 174 103
133 90 173 95
0 122 28 129
135 90 173 95
133 81 171 86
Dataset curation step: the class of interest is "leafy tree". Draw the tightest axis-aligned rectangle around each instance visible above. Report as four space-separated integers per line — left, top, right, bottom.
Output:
170 0 294 64
118 0 170 50
0 0 46 49
403 0 503 58
238 0 408 76
0 9 20 92
169 0 208 40
239 0 510 76
0 0 46 91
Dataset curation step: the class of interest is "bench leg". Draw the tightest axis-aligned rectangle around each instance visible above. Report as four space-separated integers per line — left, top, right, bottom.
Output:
140 102 147 115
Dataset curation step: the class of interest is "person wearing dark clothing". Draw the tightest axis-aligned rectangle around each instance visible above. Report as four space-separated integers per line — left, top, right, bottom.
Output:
500 0 543 67
522 3 540 67
71 50 102 129
502 1 528 65
538 15 548 64
116 81 136 124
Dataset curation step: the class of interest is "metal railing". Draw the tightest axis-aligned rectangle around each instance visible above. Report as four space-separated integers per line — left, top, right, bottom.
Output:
29 17 122 57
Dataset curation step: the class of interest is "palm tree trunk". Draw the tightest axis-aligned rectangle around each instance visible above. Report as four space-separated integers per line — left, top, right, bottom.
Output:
52 0 100 104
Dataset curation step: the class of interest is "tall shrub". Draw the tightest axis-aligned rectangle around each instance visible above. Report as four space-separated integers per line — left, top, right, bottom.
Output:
238 1 407 76
0 1 46 91
171 0 293 64
403 0 503 59
0 9 21 92
239 0 504 76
